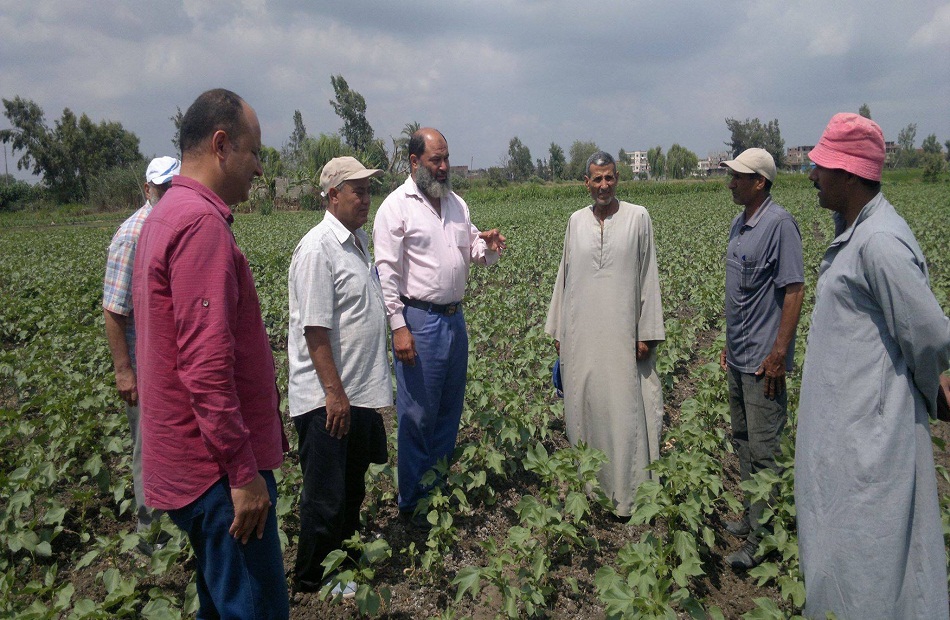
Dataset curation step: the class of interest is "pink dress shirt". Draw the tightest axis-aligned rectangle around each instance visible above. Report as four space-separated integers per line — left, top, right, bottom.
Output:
132 176 288 510
373 176 498 331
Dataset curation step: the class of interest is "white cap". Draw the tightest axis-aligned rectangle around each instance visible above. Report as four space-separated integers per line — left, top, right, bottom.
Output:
146 156 181 185
719 148 776 182
319 156 382 193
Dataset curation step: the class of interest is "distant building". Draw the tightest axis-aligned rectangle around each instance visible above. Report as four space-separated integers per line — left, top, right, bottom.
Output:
786 146 814 170
698 151 730 176
621 149 651 178
450 165 470 178
884 141 899 166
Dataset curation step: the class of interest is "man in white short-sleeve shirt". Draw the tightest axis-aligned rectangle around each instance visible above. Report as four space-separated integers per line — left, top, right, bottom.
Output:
287 157 392 594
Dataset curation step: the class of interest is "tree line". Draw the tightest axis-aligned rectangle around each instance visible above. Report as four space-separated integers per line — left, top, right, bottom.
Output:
3 83 949 211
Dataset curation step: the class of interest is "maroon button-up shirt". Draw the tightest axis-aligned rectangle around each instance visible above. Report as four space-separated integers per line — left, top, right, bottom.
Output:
132 176 288 510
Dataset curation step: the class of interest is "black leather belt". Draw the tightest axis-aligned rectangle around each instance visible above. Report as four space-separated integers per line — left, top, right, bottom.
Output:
400 295 461 316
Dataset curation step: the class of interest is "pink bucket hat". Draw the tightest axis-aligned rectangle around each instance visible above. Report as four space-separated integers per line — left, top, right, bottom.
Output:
808 113 885 181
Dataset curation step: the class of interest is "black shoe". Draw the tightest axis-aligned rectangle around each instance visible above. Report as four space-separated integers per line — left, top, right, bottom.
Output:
726 539 761 570
135 538 155 557
399 510 431 532
724 517 751 538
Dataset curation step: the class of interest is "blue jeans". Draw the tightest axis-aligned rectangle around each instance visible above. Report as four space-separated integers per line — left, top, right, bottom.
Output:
167 471 289 620
394 305 468 512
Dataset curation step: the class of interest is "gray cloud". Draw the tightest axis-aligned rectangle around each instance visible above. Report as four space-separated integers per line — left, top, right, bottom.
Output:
2 0 948 181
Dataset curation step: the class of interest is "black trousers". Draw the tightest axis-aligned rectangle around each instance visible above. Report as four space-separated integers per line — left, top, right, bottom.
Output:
293 405 387 590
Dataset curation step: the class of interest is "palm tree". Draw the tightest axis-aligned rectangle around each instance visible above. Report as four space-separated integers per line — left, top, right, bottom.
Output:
388 121 421 175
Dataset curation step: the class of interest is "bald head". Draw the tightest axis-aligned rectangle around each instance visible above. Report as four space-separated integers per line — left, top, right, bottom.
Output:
409 127 451 199
407 128 447 160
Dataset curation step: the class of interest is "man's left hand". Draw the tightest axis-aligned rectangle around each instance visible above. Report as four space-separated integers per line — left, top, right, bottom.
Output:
755 352 786 400
229 474 271 544
479 229 507 253
636 341 650 361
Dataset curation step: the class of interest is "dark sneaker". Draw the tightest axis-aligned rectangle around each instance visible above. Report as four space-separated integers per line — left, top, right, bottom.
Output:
135 538 155 557
726 539 761 570
399 510 431 532
724 517 751 538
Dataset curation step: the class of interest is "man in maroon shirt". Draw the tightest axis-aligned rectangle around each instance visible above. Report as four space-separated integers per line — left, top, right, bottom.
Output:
132 89 289 618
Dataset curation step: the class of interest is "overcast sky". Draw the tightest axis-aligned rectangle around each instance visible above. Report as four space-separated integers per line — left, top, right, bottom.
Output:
2 1 949 181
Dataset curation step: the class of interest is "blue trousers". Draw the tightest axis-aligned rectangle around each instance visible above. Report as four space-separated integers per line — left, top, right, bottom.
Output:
395 305 468 512
167 471 289 620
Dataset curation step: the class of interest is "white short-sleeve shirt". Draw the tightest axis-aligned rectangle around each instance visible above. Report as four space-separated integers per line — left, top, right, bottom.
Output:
288 211 393 415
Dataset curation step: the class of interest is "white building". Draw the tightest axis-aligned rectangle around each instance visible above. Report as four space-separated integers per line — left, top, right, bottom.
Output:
622 149 651 177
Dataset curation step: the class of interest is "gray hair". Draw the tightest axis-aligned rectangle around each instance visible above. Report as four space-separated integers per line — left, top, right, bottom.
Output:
585 151 616 177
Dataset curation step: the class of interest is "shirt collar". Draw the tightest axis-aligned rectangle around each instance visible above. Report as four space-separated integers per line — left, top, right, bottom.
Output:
403 174 444 215
742 196 773 228
322 210 367 249
171 175 234 224
830 192 885 247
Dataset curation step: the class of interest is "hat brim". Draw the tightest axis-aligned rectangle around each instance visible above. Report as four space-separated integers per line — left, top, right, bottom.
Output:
719 160 755 175
345 169 384 181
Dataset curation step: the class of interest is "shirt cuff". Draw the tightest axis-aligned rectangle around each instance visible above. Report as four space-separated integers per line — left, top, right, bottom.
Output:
389 313 407 331
222 439 259 490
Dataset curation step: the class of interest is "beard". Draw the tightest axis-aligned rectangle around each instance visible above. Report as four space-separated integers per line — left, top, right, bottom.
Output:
415 165 452 199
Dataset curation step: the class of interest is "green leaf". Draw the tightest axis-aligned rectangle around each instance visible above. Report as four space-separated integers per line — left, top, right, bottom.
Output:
564 491 590 521
75 549 100 570
141 599 180 620
354 584 383 615
54 582 75 610
452 566 482 602
321 549 347 577
361 538 392 564
741 597 783 619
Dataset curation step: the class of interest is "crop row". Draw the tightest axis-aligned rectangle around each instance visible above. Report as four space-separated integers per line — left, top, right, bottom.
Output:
0 177 947 618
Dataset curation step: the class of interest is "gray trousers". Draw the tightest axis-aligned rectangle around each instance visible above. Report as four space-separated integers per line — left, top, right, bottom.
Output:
126 404 162 531
726 368 787 542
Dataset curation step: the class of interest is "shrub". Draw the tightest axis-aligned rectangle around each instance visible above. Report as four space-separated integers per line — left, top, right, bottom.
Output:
0 177 40 211
922 153 947 183
300 193 324 211
87 163 146 212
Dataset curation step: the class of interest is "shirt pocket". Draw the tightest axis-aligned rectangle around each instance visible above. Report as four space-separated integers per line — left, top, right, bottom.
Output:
737 256 771 292
454 228 470 252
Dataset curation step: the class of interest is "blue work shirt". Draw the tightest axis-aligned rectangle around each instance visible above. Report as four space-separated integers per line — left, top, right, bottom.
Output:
724 197 804 373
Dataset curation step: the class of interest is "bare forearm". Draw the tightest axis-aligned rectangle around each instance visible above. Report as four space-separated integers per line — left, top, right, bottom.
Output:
304 327 345 399
103 309 133 372
304 326 350 438
771 283 804 356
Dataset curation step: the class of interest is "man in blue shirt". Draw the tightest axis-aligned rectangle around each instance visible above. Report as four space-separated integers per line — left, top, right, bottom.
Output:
718 148 804 569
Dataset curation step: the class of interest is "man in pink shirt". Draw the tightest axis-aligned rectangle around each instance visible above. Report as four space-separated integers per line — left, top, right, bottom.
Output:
132 89 289 618
373 128 505 528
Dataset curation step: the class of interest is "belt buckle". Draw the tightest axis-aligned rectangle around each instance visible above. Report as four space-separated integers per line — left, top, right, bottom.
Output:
444 303 458 316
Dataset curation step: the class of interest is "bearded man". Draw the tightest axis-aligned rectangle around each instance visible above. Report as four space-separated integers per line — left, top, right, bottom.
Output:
373 128 505 528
